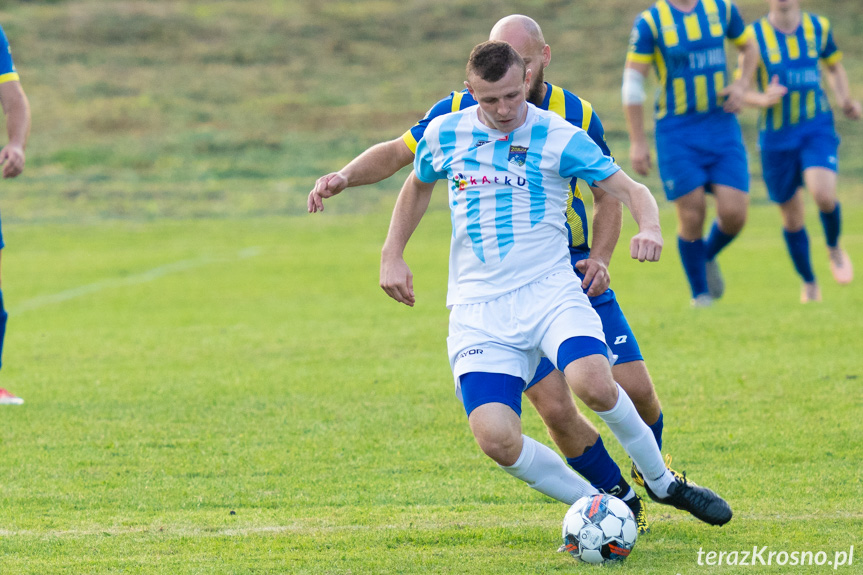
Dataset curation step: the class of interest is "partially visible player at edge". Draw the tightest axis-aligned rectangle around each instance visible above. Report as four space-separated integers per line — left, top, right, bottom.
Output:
310 15 688 534
740 0 858 303
623 0 759 306
379 40 731 526
0 24 30 406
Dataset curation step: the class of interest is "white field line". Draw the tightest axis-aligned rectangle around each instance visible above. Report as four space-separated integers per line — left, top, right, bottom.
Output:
1 512 861 539
14 247 262 314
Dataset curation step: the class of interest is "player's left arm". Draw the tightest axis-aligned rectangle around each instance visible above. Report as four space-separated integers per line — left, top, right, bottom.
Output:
824 61 862 120
819 27 862 120
594 170 662 263
720 4 758 114
577 111 621 296
380 171 435 307
579 184 622 296
0 80 30 178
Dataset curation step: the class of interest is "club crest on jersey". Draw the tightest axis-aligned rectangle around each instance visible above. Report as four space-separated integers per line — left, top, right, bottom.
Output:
508 146 528 167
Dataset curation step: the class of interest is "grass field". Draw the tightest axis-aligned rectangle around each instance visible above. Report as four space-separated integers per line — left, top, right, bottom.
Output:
0 0 861 573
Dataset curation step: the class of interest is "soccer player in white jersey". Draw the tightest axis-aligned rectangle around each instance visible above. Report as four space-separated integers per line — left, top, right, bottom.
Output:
380 41 732 526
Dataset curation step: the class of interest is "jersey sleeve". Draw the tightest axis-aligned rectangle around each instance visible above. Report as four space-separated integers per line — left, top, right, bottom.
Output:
585 110 613 159
558 129 621 187
413 132 447 184
0 26 19 83
820 19 843 65
402 92 460 154
727 3 752 46
626 15 656 66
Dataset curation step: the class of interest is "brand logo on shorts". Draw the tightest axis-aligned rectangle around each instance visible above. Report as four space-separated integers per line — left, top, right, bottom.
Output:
456 348 484 363
665 180 675 192
828 156 837 165
614 335 628 345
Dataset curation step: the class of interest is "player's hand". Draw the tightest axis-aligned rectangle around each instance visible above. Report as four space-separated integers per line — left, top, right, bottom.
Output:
630 228 662 262
629 141 651 176
762 75 788 107
720 80 746 114
380 253 415 307
0 144 25 178
842 99 863 120
575 258 610 297
308 172 348 213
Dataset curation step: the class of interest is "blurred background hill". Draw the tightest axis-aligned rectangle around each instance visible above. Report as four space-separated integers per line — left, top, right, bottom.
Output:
0 0 860 221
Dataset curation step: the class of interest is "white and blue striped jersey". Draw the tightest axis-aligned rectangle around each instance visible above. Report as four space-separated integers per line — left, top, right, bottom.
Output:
414 103 620 307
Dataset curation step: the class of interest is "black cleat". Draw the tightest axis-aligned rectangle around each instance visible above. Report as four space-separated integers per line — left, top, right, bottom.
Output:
644 473 732 526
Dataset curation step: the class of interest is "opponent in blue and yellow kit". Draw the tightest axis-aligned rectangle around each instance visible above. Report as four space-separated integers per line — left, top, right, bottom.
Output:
0 23 25 406
625 0 755 303
746 5 857 298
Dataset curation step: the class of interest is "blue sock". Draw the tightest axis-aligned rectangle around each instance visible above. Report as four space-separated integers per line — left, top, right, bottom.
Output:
566 436 623 493
677 237 708 297
704 220 736 261
648 411 664 452
819 203 841 248
0 290 6 369
783 228 816 283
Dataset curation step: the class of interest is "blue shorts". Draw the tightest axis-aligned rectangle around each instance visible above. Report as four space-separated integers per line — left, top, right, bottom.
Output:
527 290 643 388
656 112 750 200
761 129 839 204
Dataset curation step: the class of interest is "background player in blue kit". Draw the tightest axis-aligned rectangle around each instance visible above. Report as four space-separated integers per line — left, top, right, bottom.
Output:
378 40 731 526
741 0 859 303
310 16 693 534
0 24 31 406
623 0 759 306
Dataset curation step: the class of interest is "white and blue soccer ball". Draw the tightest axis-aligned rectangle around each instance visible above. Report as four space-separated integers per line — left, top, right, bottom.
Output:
561 493 638 564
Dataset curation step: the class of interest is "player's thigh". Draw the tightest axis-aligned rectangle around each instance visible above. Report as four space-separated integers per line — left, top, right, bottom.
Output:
778 189 806 231
712 184 749 233
523 368 583 426
761 146 803 206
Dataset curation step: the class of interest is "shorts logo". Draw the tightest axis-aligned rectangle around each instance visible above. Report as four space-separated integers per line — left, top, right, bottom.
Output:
456 348 484 363
508 146 528 167
664 179 675 192
614 335 628 345
828 156 837 165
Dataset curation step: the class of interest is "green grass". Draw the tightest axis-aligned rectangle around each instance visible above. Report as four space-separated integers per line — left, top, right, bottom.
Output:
0 201 861 573
0 0 860 572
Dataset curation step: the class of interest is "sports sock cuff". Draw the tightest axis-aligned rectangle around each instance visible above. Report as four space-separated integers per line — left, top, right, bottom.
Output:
500 434 535 476
594 383 630 424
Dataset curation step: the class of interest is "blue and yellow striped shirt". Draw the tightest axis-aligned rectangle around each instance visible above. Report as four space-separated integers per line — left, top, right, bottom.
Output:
750 13 840 149
403 83 612 261
0 25 19 85
627 0 750 123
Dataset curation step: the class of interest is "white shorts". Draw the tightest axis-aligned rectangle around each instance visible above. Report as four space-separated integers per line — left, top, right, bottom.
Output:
447 271 608 397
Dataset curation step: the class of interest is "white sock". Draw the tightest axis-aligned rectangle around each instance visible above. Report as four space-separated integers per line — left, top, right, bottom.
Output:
500 435 599 505
595 383 675 497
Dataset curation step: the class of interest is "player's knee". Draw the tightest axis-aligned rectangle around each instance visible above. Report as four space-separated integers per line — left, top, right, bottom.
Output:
474 429 522 466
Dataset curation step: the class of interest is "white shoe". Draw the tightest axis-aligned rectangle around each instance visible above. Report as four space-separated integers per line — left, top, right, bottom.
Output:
0 388 23 405
705 259 725 299
690 294 713 308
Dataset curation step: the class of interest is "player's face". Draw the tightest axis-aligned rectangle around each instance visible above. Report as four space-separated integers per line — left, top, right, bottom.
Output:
490 27 551 107
466 64 532 133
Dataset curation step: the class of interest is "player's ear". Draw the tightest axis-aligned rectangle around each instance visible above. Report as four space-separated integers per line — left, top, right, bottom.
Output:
542 44 551 68
524 69 532 91
464 80 474 97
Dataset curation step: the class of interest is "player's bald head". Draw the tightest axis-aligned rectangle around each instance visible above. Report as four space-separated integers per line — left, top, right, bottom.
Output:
489 15 546 50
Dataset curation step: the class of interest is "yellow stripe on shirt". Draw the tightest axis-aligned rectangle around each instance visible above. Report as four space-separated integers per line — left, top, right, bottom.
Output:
656 1 680 47
0 72 19 84
548 85 566 119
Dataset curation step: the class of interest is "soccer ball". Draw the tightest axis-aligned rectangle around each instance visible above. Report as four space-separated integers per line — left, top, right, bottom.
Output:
561 493 638 564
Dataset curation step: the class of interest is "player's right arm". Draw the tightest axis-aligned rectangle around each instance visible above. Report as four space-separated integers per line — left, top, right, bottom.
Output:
380 171 435 307
307 138 414 213
622 15 654 177
0 79 29 179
